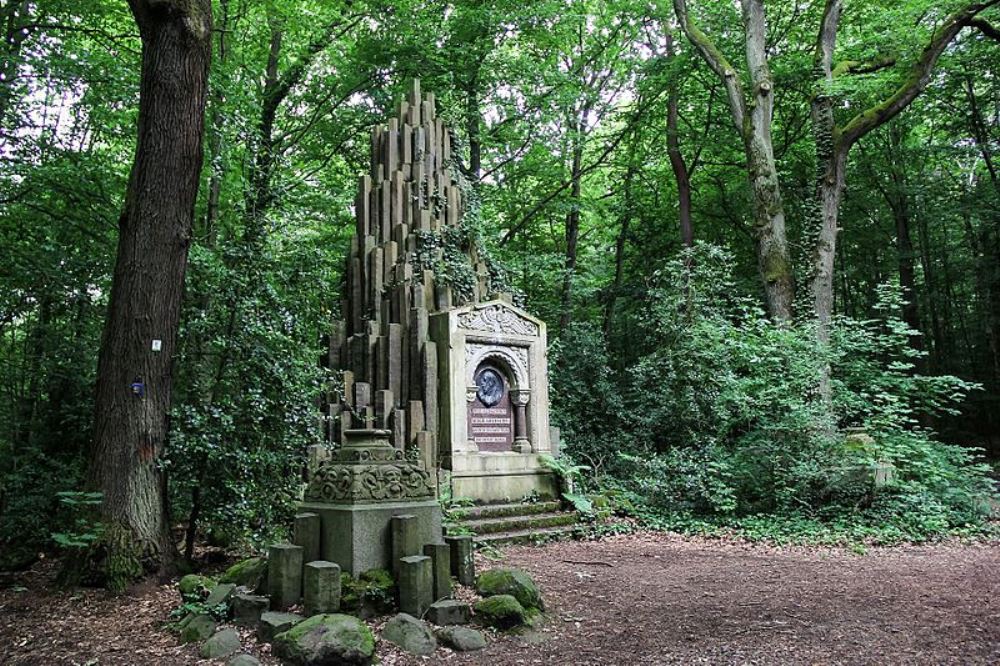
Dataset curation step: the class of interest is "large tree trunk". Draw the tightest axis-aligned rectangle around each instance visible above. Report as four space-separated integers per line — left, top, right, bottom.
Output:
604 160 636 338
666 51 693 248
672 0 794 321
88 0 211 591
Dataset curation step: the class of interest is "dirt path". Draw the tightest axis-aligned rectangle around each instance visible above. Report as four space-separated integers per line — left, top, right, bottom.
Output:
2 533 998 665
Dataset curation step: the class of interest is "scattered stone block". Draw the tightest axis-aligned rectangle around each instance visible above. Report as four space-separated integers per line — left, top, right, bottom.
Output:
273 613 375 666
435 625 486 651
475 568 543 611
398 555 433 618
473 594 526 630
220 557 267 592
268 543 304 610
201 627 240 659
180 614 217 643
423 542 451 601
304 560 342 616
227 655 260 666
178 574 215 599
205 582 236 608
443 535 474 586
427 599 471 626
382 613 437 656
293 513 322 564
257 611 304 643
232 593 269 627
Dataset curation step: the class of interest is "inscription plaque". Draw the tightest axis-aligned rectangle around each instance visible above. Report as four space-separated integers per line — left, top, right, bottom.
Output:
468 365 513 452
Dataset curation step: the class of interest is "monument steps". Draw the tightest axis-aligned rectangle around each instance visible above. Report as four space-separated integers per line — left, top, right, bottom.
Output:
461 511 578 536
472 524 581 547
461 500 562 520
446 500 581 546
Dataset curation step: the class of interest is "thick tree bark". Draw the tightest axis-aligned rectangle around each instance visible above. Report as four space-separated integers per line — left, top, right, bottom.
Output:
673 0 794 321
884 125 922 355
809 0 1000 354
88 0 211 591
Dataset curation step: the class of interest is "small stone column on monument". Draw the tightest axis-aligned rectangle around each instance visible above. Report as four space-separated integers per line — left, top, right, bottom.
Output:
292 512 321 564
267 543 304 610
390 514 420 577
303 560 342 616
443 534 475 586
423 542 452 601
398 554 433 617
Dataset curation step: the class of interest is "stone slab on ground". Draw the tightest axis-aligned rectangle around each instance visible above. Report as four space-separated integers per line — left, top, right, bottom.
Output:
179 614 216 643
205 582 236 608
257 610 303 643
426 599 470 625
381 613 437 656
434 625 486 651
227 655 260 666
232 593 269 627
201 627 240 659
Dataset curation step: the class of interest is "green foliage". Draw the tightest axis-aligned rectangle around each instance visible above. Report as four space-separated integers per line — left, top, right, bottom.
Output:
552 244 997 543
50 491 104 551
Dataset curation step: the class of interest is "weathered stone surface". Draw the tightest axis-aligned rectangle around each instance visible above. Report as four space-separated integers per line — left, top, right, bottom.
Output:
423 542 451 601
293 513 321 564
443 535 474 586
268 543 303 610
390 514 419 576
382 613 436 656
232 593 269 627
257 611 304 643
178 574 215 598
473 594 525 630
273 614 375 666
220 557 267 592
427 599 471 626
398 554 432 618
435 625 486 651
227 655 260 666
180 614 216 643
304 560 342 616
205 582 236 608
201 628 240 659
475 568 543 611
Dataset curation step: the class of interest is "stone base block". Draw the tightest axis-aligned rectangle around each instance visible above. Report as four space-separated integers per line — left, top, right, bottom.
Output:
447 453 556 503
300 499 442 577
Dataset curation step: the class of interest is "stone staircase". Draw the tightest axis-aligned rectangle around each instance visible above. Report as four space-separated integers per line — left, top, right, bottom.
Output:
446 499 580 547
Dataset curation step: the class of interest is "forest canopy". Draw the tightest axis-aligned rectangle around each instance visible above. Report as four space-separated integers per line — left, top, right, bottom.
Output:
1 0 998 583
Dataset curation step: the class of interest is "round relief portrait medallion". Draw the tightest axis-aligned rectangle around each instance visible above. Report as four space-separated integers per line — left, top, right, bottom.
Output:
475 367 505 407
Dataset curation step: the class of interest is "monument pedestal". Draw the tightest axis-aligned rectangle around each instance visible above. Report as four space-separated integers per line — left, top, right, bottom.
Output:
299 499 441 577
301 429 441 577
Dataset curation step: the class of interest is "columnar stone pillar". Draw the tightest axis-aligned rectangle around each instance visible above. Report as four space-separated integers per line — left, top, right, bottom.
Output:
268 544 304 610
511 389 531 453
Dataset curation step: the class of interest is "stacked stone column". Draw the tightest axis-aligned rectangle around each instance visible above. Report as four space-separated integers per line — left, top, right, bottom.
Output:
322 80 496 467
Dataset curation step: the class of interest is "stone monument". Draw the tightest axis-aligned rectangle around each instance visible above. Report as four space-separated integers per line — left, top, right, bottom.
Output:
320 80 556 508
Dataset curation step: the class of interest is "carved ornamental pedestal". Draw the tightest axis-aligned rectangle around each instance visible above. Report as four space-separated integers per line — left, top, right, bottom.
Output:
300 429 441 576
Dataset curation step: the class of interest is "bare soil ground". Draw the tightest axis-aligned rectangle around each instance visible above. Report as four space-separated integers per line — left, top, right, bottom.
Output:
2 532 998 665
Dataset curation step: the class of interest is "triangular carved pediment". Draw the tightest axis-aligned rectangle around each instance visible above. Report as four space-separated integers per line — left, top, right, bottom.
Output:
455 301 542 337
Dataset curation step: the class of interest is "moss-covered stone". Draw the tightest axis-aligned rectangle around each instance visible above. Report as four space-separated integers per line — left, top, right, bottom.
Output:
381 613 436 656
178 574 216 599
475 568 543 611
179 614 217 643
200 627 240 659
273 613 375 666
220 557 268 592
341 568 396 617
473 594 526 630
